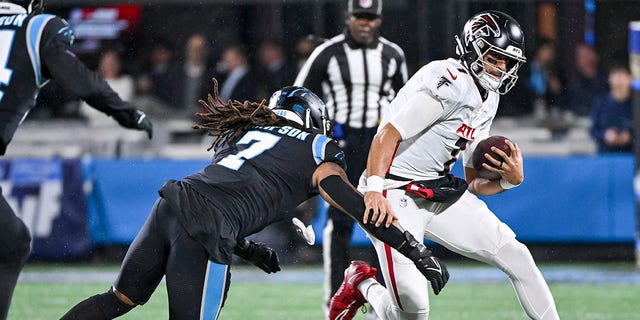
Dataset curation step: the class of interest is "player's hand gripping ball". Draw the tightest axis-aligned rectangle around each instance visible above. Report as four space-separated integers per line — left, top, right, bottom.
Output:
472 135 512 180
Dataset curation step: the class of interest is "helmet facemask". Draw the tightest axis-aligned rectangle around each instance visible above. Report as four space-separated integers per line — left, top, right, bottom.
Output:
469 38 525 94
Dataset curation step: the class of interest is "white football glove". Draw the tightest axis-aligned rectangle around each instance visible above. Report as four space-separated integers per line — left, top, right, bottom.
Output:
292 217 315 245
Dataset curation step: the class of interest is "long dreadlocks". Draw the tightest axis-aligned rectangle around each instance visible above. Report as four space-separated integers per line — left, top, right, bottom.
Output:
193 79 291 151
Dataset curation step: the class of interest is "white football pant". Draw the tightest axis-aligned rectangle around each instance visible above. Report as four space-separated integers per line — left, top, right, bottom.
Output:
364 189 559 320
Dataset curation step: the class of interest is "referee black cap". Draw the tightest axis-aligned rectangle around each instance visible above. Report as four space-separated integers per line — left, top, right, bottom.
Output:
347 0 382 17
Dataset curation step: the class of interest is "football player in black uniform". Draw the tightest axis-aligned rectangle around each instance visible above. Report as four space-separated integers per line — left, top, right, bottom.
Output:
60 82 448 319
0 1 152 318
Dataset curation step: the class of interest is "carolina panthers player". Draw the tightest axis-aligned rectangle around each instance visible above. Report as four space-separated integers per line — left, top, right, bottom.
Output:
60 82 448 319
329 11 560 320
0 0 152 318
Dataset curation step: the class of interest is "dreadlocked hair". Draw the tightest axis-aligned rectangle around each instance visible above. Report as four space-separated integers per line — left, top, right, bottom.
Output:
193 78 291 151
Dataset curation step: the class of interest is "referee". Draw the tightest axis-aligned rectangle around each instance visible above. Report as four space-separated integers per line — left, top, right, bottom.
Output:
294 0 407 316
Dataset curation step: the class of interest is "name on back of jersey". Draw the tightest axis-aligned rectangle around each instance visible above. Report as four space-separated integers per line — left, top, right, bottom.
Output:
256 125 311 141
0 14 27 27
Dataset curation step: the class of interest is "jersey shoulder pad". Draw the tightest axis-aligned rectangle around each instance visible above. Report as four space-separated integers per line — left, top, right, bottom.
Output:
311 135 346 170
417 59 472 109
40 15 74 48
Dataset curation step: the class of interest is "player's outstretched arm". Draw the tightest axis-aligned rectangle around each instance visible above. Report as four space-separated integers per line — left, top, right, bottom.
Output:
40 17 153 139
313 162 449 294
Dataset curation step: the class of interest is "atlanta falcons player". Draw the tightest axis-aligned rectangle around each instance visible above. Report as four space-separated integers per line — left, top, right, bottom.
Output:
329 10 560 320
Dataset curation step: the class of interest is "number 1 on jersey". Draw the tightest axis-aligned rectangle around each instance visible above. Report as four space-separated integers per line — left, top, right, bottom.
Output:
0 30 16 102
218 131 281 170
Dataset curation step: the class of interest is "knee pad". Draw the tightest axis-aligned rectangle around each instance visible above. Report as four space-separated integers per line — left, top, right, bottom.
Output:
495 239 537 278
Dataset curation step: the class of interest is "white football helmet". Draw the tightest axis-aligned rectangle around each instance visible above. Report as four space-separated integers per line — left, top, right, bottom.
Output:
455 10 527 95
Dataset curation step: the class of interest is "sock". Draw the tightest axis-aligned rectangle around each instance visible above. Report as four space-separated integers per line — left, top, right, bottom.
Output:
60 288 134 320
360 280 396 320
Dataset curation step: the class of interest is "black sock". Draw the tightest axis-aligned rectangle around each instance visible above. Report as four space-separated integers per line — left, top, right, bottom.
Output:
59 288 134 320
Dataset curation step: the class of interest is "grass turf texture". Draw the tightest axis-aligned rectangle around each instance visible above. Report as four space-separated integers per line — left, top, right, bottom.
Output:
9 273 640 319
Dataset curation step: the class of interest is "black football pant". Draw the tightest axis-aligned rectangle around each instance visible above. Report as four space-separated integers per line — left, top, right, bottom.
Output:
0 187 31 320
64 198 231 319
325 127 383 303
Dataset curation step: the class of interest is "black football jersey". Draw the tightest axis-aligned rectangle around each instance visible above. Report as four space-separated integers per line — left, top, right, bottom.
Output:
183 126 346 239
0 11 130 155
159 125 345 263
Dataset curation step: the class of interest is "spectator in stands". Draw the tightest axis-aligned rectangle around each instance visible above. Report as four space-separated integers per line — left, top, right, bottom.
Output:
589 64 633 153
523 38 565 120
565 43 608 117
257 40 296 100
135 38 178 113
79 49 136 126
294 35 323 72
217 44 258 103
174 33 216 116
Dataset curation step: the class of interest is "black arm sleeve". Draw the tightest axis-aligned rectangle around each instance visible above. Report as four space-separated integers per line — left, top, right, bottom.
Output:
318 175 407 249
39 17 130 116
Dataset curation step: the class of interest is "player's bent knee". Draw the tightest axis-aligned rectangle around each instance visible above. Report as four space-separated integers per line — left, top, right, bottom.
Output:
495 239 537 274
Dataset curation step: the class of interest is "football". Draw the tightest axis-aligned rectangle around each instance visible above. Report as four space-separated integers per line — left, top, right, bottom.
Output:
472 135 512 180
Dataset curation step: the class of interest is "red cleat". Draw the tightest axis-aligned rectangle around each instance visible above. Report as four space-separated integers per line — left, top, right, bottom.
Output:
329 260 378 320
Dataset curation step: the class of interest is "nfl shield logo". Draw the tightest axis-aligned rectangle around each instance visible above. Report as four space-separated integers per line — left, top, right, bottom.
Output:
359 0 373 8
400 198 408 208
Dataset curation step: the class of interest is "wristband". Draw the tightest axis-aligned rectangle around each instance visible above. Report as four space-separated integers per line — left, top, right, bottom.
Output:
366 175 385 193
499 178 521 190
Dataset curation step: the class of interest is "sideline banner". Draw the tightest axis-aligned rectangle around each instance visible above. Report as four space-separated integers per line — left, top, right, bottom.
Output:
0 158 90 260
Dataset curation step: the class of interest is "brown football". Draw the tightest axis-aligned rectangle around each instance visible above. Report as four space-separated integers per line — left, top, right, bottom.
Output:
472 135 512 180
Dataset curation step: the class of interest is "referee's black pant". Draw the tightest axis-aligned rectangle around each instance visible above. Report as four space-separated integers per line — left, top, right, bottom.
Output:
324 126 383 304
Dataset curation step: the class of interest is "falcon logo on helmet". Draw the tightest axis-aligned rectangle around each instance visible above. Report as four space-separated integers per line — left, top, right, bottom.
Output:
268 86 332 137
466 13 500 44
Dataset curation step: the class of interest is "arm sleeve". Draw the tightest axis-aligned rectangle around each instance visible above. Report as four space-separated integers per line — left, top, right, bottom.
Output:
39 17 130 116
318 175 409 249
388 90 445 140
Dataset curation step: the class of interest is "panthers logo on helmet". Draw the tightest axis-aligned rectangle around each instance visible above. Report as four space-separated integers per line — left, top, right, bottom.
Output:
465 13 500 45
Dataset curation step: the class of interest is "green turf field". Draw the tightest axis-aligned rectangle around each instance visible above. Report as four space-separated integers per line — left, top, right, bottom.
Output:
9 263 640 319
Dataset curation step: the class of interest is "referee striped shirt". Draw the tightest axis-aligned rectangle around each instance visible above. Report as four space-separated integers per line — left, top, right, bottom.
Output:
294 30 408 129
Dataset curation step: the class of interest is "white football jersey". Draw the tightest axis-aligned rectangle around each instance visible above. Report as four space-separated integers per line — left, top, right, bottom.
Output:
382 58 499 182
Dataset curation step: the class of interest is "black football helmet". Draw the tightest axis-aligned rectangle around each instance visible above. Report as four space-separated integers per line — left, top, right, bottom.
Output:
268 86 331 136
454 10 526 94
7 0 44 14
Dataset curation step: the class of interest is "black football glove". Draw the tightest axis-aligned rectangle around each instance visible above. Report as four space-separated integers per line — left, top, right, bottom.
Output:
405 174 467 203
233 240 281 274
112 108 153 139
397 231 450 295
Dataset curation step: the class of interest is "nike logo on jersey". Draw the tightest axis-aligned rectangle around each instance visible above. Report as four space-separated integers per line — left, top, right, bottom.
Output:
447 68 457 80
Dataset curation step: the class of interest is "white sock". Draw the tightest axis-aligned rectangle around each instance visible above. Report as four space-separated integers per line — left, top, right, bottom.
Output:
358 279 395 320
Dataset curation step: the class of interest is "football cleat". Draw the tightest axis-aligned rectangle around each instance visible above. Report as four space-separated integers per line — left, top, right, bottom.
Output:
329 260 378 320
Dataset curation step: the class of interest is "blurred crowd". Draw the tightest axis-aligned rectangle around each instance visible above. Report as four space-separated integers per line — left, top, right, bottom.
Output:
29 33 634 155
31 34 322 124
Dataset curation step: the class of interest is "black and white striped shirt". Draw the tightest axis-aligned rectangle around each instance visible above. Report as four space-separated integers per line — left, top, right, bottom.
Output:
294 30 408 129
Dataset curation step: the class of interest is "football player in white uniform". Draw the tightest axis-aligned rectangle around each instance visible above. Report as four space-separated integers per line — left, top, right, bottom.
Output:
328 10 560 320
